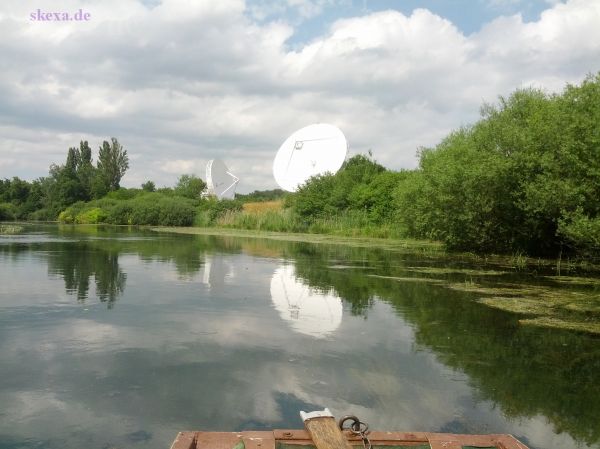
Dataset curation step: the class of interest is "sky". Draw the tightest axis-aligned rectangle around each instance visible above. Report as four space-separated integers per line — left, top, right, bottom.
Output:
0 0 599 193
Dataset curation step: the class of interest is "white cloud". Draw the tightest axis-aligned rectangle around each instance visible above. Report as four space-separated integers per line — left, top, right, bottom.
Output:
0 0 599 191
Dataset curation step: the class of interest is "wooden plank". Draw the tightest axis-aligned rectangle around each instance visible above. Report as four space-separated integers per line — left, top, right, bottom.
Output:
273 429 311 441
169 429 530 449
494 434 530 449
242 431 276 449
428 441 463 449
303 417 354 449
426 433 530 449
195 431 244 449
170 432 197 449
366 431 429 442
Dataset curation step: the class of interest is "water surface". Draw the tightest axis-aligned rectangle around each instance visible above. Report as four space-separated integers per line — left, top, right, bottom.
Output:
0 225 599 449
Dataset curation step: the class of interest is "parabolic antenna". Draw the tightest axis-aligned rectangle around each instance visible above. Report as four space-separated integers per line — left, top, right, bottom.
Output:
270 264 343 338
206 159 239 200
273 123 348 192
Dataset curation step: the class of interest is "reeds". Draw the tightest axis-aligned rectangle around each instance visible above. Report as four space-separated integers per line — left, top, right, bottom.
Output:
215 204 407 238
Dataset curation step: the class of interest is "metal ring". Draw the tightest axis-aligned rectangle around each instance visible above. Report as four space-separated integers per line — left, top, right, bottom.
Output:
338 416 369 434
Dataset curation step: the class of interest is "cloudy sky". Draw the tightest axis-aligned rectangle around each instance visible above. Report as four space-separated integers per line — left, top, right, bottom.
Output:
1 0 599 193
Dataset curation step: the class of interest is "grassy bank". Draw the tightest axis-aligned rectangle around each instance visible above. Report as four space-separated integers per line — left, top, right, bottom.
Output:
56 192 411 239
151 225 443 253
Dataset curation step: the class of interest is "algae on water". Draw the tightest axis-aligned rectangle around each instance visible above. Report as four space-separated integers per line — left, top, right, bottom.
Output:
0 225 24 235
450 280 600 334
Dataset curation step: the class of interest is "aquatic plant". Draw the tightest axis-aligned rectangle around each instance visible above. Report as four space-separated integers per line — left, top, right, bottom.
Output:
0 224 24 234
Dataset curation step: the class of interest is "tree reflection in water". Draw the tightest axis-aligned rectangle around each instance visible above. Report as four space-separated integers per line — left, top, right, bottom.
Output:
47 244 126 308
36 225 213 307
289 242 600 447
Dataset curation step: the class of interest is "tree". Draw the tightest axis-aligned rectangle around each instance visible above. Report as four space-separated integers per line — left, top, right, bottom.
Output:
97 138 129 192
141 181 156 192
174 174 206 199
291 154 388 220
77 141 95 201
394 73 600 256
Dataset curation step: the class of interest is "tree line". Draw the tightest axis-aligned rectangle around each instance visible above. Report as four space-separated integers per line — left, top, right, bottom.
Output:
290 73 600 257
2 73 599 257
0 138 129 220
0 137 210 223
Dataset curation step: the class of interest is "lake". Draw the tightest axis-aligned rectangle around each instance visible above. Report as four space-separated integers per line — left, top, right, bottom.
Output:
0 224 599 449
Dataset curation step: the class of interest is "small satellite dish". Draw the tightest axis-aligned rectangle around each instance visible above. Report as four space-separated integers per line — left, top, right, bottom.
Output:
206 159 239 200
270 265 343 338
273 123 348 192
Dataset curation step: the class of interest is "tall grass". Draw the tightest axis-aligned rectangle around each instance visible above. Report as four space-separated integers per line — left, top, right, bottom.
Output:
215 202 406 238
242 200 283 214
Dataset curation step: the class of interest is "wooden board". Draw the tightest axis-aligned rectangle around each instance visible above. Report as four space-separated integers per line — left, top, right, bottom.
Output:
176 429 530 449
303 417 354 449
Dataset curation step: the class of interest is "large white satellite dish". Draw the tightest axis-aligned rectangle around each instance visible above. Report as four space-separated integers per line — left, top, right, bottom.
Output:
273 123 348 192
270 265 343 338
206 159 239 200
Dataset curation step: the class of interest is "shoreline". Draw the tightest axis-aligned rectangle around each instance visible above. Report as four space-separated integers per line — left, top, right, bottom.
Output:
149 225 443 252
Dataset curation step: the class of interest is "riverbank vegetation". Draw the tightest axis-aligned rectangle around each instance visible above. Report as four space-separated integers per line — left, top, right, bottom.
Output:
2 73 599 259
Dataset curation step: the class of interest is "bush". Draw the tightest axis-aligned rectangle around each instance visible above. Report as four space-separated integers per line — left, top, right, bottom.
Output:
76 207 108 224
394 74 600 256
558 209 600 255
157 198 196 226
58 193 197 226
196 198 242 225
28 208 55 221
105 188 143 201
0 202 17 221
291 154 392 222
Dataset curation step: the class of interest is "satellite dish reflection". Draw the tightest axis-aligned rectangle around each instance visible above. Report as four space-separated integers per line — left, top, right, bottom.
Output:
270 265 343 338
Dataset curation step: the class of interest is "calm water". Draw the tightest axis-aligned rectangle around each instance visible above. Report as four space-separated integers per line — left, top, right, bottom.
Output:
0 225 599 449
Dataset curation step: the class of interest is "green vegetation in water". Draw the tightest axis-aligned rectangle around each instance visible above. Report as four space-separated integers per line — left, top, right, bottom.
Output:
284 241 600 445
150 226 600 333
0 224 24 234
544 275 600 286
367 274 445 284
447 280 600 334
404 266 505 276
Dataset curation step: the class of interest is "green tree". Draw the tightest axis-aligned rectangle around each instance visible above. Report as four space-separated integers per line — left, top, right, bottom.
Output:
174 174 206 199
141 180 156 192
291 154 388 220
97 138 129 192
395 73 600 256
77 141 95 201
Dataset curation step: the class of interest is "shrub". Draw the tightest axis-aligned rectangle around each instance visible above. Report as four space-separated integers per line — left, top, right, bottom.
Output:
58 193 197 226
76 207 108 224
105 188 142 201
558 209 600 255
0 202 17 221
157 198 196 226
103 201 133 224
196 198 242 225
